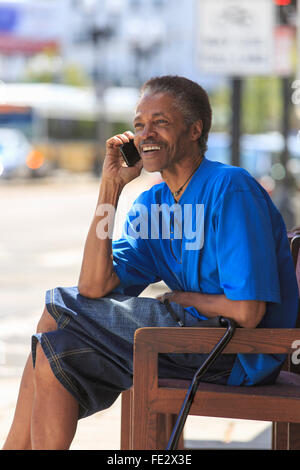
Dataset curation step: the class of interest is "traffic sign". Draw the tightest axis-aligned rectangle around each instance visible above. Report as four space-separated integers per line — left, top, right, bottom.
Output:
197 0 277 76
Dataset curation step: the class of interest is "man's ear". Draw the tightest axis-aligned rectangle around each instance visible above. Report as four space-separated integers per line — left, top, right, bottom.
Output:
190 120 203 141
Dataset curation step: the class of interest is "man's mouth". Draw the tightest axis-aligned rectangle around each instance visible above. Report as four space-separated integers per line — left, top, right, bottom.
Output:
141 144 162 154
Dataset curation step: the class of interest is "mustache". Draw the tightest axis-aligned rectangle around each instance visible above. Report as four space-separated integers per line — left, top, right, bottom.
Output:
139 140 164 146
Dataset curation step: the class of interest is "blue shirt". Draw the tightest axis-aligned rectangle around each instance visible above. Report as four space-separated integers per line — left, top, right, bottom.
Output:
112 157 299 386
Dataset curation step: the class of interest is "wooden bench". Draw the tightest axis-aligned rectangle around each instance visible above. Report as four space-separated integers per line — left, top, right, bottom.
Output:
121 231 300 450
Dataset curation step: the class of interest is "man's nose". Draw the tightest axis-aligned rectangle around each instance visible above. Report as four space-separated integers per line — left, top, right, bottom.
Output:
141 123 157 139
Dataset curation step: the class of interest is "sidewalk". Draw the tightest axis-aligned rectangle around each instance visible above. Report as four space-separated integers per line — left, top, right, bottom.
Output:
0 376 271 450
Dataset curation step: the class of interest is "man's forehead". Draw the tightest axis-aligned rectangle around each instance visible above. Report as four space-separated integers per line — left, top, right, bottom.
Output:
134 92 178 118
134 110 169 120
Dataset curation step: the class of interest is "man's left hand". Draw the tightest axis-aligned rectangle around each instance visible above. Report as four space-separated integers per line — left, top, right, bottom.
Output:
156 291 180 304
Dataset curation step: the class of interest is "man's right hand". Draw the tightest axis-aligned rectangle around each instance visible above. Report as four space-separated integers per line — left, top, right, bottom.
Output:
102 131 143 187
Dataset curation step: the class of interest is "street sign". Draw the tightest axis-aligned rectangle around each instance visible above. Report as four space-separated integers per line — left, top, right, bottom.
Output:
197 0 276 76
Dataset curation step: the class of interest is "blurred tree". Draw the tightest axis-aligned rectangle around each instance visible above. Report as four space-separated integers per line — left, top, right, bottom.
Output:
242 77 283 134
209 85 231 132
25 49 63 83
25 50 91 87
209 75 297 135
61 64 92 87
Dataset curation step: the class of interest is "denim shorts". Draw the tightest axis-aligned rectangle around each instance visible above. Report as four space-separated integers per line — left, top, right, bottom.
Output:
31 287 236 419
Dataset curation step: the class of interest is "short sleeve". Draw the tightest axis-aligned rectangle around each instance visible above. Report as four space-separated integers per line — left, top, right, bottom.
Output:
112 198 161 294
112 237 160 289
214 188 281 303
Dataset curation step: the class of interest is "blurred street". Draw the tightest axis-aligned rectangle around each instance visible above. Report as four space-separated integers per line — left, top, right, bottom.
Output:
0 171 272 450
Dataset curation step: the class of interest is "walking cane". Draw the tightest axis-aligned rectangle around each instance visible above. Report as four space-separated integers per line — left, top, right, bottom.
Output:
166 316 237 450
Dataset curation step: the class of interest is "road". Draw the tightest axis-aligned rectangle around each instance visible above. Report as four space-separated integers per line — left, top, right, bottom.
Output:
0 171 272 450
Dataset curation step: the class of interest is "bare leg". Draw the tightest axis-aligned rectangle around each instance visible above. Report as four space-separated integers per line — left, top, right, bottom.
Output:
2 307 77 450
31 341 79 450
2 354 34 450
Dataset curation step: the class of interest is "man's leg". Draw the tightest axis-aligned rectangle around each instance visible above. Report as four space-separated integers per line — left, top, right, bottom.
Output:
2 306 78 450
3 307 56 450
31 342 79 450
2 354 34 450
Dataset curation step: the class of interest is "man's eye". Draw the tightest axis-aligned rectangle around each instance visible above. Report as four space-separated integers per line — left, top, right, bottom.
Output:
155 119 168 125
134 123 143 130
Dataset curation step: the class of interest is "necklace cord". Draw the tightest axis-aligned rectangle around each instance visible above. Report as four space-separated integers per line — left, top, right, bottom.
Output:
172 160 202 198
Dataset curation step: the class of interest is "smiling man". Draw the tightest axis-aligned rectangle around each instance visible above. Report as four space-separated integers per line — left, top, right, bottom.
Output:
3 76 298 450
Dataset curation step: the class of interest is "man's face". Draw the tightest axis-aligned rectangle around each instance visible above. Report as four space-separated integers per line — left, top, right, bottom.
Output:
133 92 193 173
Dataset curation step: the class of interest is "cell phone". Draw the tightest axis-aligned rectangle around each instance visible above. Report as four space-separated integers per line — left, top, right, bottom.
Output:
120 140 141 167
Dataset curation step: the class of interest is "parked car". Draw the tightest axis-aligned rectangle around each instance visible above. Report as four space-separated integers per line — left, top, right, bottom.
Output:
0 127 46 178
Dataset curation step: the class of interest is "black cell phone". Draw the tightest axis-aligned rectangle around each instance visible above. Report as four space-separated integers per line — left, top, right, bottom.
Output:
120 140 141 167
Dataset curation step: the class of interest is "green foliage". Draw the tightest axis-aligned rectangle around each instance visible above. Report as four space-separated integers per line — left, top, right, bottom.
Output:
25 51 91 87
61 64 92 87
242 77 282 134
209 85 231 133
209 76 291 135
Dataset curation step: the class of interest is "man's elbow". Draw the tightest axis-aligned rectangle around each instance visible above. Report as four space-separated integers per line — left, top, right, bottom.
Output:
78 283 105 299
238 300 266 329
78 273 120 299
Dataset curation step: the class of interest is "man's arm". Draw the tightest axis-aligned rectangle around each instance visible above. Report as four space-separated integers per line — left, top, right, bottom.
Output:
78 131 142 299
158 291 266 328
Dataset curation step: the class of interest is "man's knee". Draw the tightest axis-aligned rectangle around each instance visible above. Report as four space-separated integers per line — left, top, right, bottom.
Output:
36 306 57 334
34 307 58 385
33 343 52 382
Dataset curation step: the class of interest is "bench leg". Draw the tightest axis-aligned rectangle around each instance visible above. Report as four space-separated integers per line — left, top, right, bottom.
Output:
121 390 184 450
272 422 289 449
156 413 185 450
289 423 300 449
121 389 133 450
272 422 300 450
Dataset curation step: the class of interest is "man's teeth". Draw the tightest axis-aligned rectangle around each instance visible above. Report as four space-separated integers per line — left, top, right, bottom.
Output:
143 146 160 152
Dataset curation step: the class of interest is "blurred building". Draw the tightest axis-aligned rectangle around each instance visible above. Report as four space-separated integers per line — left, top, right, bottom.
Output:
0 0 222 90
69 0 203 87
0 0 72 82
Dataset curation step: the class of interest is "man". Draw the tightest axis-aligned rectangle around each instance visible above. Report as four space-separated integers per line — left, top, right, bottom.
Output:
3 76 298 450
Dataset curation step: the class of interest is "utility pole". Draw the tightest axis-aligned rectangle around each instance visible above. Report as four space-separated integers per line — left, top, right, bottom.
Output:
230 78 242 167
281 76 290 169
